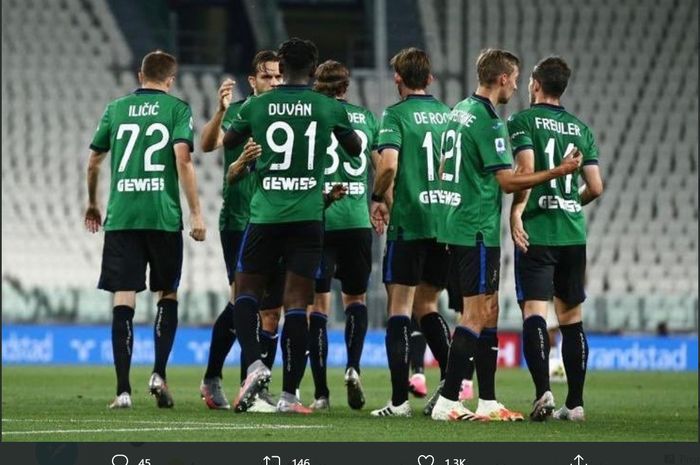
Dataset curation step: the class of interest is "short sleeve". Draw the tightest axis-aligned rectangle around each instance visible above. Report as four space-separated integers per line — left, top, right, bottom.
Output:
377 108 402 152
507 113 534 156
227 99 253 138
89 105 111 152
368 112 379 150
582 126 599 165
476 118 513 172
332 100 354 138
172 103 194 151
221 104 238 132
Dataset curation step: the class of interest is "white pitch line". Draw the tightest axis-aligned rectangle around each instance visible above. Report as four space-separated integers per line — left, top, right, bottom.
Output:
2 424 326 436
3 418 281 427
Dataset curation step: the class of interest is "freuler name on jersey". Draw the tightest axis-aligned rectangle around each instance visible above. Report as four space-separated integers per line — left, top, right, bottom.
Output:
412 111 450 125
268 102 312 117
347 112 366 124
263 176 317 191
128 102 160 117
324 181 365 195
538 195 582 212
534 117 581 136
419 189 461 206
117 177 165 192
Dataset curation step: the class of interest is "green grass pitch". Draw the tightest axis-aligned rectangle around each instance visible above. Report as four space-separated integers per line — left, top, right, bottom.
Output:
2 366 697 442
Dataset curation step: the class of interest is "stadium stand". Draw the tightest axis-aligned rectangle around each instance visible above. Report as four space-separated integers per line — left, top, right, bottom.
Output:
1 0 697 331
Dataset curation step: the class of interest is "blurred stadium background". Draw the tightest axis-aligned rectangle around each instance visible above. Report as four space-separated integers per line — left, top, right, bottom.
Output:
2 0 697 372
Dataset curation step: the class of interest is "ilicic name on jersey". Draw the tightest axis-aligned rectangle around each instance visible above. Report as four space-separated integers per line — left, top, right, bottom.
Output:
128 102 160 117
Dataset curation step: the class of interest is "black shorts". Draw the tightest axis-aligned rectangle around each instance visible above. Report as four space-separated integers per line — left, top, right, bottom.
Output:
514 245 587 306
221 229 283 309
382 238 450 288
315 228 372 295
449 241 500 297
236 221 323 279
98 230 183 293
220 229 245 284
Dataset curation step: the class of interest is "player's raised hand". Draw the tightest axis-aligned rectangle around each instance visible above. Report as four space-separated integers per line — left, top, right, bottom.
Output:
510 213 529 253
559 147 582 175
84 205 102 233
370 201 390 235
218 78 236 112
189 213 206 241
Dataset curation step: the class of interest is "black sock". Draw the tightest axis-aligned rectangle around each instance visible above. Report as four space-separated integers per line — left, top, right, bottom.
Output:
420 312 452 379
153 299 178 380
309 312 329 399
476 327 498 401
204 302 236 380
112 305 135 395
560 322 588 408
523 315 551 399
465 354 475 381
442 326 479 401
232 295 262 371
409 315 426 374
344 303 368 373
281 308 308 395
261 329 278 370
386 315 410 406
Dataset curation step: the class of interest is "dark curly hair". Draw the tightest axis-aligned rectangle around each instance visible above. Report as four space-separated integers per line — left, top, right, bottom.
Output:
277 37 319 80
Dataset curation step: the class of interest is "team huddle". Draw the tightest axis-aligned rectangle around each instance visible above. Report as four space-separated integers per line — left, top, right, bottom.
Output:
85 37 603 423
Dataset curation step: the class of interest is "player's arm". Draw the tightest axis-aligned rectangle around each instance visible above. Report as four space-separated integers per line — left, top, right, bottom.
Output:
175 143 206 241
369 148 398 234
495 147 581 193
85 150 107 233
226 138 262 185
336 129 362 156
579 163 604 206
200 79 234 152
222 100 252 149
509 148 535 252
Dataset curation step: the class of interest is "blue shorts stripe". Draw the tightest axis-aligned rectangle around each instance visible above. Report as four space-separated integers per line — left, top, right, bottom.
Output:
385 240 396 283
285 309 307 317
514 249 524 301
478 241 487 294
235 224 251 273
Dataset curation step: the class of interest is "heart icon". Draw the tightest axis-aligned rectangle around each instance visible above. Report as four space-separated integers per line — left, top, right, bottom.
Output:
417 455 435 465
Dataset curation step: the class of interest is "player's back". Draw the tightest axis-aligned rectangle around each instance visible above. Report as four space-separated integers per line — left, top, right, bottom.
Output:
236 85 352 224
323 100 377 231
438 94 512 247
507 103 598 245
378 95 451 241
92 89 193 231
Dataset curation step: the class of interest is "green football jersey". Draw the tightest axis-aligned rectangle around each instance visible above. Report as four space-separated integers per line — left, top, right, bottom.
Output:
437 94 513 247
377 95 451 241
323 100 378 231
90 88 194 231
228 85 354 224
507 103 599 245
219 97 255 231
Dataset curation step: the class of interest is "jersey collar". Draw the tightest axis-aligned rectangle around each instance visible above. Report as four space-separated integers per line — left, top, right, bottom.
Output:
532 102 566 111
134 88 166 94
275 84 311 90
405 94 434 100
470 93 499 119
